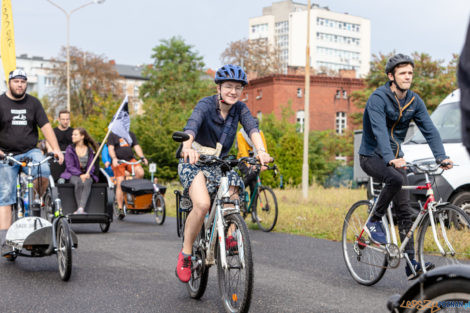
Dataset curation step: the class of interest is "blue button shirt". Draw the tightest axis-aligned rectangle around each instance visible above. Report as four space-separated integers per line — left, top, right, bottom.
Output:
184 95 258 156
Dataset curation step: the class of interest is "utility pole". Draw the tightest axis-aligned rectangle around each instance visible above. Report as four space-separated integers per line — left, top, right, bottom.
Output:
302 0 311 199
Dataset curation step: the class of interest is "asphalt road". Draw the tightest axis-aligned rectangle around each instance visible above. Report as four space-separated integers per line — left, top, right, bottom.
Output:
0 214 411 313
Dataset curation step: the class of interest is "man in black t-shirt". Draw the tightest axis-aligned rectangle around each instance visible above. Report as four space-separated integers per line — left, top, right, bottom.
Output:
48 110 73 152
107 131 148 213
0 69 64 258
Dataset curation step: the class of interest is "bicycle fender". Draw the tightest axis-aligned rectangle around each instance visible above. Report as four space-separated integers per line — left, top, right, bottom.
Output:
388 264 470 312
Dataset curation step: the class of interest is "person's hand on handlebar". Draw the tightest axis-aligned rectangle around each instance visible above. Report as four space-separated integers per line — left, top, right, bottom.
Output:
112 157 119 168
52 148 64 165
257 150 272 167
0 149 4 159
389 158 406 168
440 158 453 170
182 147 199 165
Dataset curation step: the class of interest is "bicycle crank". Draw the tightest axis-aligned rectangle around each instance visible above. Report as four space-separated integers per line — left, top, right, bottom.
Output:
385 243 400 268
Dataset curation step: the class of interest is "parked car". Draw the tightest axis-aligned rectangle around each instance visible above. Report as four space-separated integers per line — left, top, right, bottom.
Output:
402 89 470 214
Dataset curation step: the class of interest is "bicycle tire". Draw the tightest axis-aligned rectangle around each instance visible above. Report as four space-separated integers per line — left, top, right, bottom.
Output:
153 194 166 225
57 218 73 281
187 227 209 299
417 204 470 273
253 186 278 232
217 213 253 313
342 200 387 286
400 278 470 313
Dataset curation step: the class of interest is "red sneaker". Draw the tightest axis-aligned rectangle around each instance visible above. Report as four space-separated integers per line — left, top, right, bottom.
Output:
175 250 191 283
226 236 238 252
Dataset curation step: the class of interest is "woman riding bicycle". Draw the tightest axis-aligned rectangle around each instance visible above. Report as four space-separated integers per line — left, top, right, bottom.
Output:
175 64 272 283
359 53 453 280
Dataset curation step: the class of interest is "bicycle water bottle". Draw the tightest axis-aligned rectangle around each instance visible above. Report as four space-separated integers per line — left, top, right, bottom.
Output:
23 188 29 217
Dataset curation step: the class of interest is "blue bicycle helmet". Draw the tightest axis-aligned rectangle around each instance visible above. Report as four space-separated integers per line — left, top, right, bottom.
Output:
214 64 248 86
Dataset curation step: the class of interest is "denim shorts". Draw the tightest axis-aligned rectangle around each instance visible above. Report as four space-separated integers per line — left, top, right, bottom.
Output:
0 148 51 206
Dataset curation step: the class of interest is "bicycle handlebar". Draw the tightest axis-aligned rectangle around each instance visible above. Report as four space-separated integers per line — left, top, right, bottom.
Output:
1 153 56 167
404 160 456 174
117 159 142 165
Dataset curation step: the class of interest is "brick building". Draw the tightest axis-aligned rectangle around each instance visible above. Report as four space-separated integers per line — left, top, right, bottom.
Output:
242 70 365 134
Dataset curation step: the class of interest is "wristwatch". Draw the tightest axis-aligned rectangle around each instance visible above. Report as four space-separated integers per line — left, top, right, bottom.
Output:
257 147 266 153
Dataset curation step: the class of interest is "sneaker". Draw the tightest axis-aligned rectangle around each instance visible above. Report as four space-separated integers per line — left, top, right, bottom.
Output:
226 235 238 251
365 220 387 245
405 259 435 280
175 250 192 283
1 243 14 259
73 207 86 215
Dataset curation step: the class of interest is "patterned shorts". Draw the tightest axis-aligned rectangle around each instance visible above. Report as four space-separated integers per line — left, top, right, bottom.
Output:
178 159 244 195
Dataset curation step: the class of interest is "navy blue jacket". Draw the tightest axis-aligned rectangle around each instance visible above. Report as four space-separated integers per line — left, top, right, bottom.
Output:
184 95 258 157
359 81 448 164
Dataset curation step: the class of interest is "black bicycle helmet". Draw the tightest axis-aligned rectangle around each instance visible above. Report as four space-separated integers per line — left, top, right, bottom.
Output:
214 64 248 86
385 54 414 74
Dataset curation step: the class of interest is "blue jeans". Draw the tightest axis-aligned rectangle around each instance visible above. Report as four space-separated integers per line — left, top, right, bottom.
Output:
0 148 51 206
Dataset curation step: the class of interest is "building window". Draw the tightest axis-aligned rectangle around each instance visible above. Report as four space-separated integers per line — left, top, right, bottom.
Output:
296 110 305 133
335 90 341 99
134 85 139 97
297 88 303 98
256 89 262 100
343 90 348 99
336 112 347 134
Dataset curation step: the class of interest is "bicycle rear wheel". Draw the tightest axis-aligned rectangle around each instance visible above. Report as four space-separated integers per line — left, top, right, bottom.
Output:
342 200 387 286
417 204 470 272
217 214 253 313
254 186 278 232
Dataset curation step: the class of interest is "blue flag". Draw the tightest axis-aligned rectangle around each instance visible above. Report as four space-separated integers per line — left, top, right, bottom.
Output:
109 96 132 145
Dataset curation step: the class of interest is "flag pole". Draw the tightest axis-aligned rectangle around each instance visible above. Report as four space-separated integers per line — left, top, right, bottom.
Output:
85 96 128 175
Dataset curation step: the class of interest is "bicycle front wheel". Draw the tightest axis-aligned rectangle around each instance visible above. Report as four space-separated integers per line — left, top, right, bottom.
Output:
217 214 253 313
342 200 387 286
417 204 470 272
400 278 470 313
254 186 278 232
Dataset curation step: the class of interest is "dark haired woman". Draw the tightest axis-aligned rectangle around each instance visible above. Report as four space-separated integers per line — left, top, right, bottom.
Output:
60 128 99 214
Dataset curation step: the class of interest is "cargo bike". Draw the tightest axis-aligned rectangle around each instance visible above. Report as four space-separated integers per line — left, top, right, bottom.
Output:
115 159 167 225
3 153 78 281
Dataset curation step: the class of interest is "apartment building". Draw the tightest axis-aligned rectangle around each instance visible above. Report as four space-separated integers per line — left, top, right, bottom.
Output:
249 0 371 77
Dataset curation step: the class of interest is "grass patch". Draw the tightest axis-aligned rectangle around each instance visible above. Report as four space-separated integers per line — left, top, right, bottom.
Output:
162 182 366 241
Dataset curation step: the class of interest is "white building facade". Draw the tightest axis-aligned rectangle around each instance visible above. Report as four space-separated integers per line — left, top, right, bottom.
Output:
249 1 371 77
0 54 147 113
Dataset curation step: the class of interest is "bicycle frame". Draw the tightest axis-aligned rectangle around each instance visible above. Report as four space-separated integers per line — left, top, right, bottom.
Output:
357 166 453 270
202 175 242 270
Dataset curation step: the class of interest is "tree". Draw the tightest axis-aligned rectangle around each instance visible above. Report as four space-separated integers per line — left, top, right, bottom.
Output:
350 52 458 126
220 38 283 77
140 36 213 107
50 46 123 117
134 36 214 180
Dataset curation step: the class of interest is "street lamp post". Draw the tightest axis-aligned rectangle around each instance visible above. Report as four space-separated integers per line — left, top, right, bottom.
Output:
46 0 105 112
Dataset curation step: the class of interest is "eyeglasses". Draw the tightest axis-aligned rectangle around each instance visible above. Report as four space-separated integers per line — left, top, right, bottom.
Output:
221 84 243 93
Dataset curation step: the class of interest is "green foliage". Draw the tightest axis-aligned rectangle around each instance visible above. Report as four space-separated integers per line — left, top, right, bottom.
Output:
140 36 214 107
134 36 214 181
350 52 458 126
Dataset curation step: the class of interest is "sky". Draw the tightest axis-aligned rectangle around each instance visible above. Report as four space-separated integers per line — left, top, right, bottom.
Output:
10 0 470 70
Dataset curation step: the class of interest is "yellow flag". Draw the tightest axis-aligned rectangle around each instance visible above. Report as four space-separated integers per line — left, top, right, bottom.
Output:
1 0 16 84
